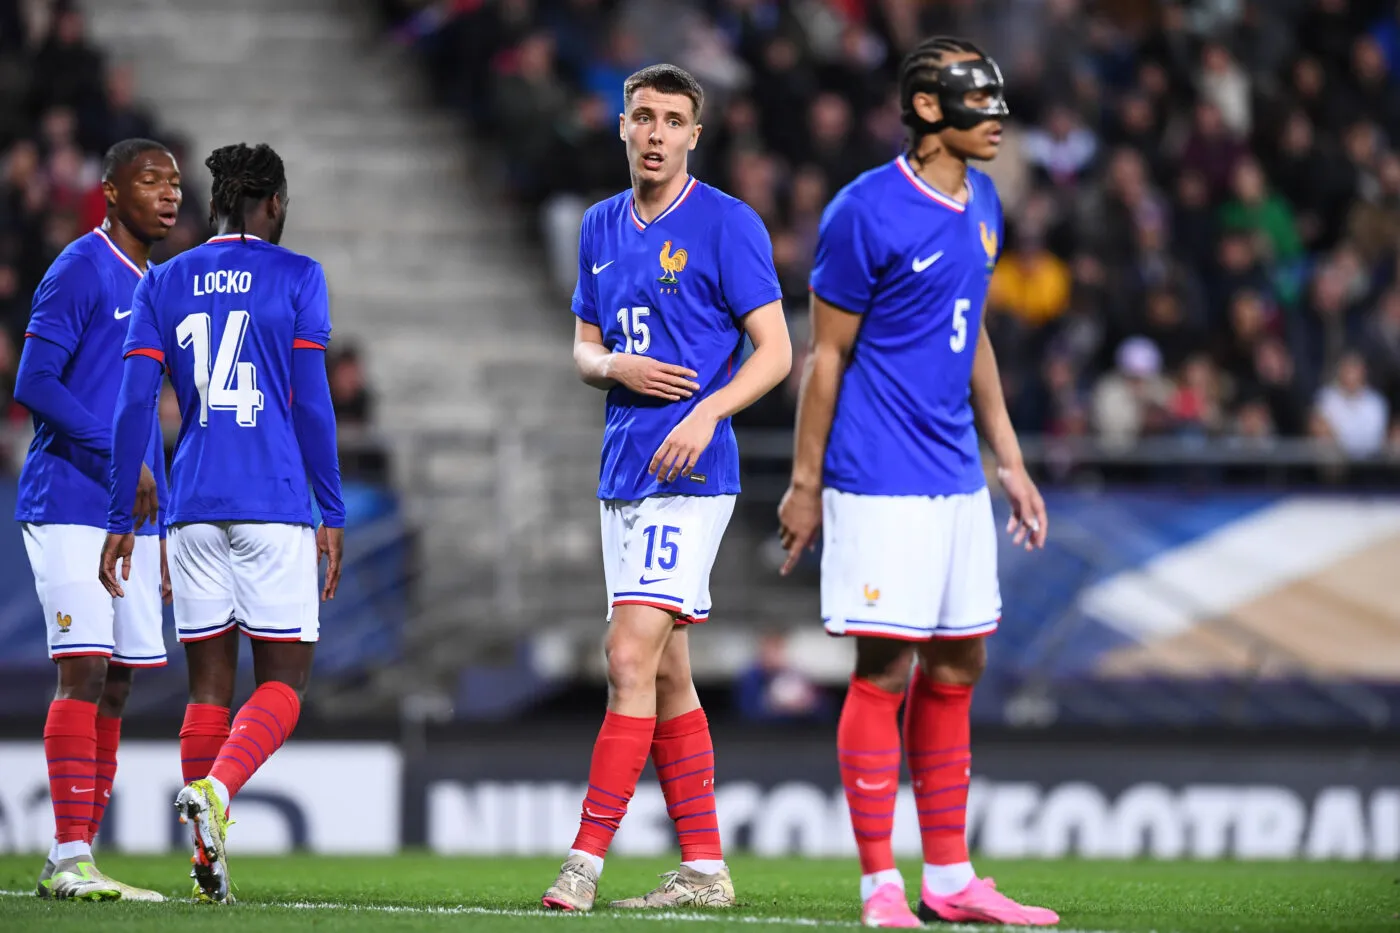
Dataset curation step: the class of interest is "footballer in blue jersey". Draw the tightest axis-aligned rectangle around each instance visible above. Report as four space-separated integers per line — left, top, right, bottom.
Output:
543 65 791 913
778 39 1057 927
14 139 179 902
101 143 343 905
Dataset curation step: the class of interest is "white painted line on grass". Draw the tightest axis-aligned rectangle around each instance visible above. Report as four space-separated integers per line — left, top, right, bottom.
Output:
0 888 1118 932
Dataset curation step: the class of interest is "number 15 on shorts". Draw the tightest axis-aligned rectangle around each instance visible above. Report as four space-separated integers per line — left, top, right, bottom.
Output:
642 524 680 577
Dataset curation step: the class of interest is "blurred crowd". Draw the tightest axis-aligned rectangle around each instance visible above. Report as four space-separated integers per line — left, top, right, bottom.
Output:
382 0 1400 461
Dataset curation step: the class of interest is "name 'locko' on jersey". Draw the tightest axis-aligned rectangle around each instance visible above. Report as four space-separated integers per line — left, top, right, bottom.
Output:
123 234 332 526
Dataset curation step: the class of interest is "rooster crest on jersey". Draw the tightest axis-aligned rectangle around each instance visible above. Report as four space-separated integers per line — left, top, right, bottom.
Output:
658 240 688 286
862 584 880 607
979 222 998 270
55 611 71 633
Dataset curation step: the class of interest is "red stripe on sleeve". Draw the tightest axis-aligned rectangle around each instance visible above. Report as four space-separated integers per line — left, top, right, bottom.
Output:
292 339 325 350
125 347 165 364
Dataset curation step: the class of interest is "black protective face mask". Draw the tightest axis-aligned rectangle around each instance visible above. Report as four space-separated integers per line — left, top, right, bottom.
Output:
902 57 1010 135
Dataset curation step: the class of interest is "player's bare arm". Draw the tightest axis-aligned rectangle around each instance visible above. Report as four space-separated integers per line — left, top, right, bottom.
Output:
98 532 135 599
778 294 861 574
650 299 791 482
133 463 158 530
968 317 1047 549
318 524 343 601
573 318 699 400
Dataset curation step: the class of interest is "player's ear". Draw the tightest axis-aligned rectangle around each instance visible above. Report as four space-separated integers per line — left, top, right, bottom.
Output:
689 123 702 151
101 178 118 209
912 91 942 126
618 112 626 142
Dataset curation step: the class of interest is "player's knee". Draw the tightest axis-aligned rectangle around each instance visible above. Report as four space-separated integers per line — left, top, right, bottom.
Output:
54 656 109 703
918 637 987 685
655 651 691 699
853 638 915 693
98 666 133 717
604 639 661 698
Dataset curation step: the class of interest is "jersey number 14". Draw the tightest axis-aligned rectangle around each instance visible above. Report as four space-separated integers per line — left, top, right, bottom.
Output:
176 310 265 427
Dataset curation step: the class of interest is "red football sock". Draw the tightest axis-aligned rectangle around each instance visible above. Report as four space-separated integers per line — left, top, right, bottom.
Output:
653 707 721 861
180 704 231 783
208 682 300 800
87 715 121 844
570 710 657 859
44 699 98 844
838 676 904 875
904 666 973 865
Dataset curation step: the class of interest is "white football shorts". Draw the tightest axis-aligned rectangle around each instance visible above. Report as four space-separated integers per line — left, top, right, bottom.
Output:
168 522 320 643
600 494 736 624
22 523 167 666
821 487 1001 641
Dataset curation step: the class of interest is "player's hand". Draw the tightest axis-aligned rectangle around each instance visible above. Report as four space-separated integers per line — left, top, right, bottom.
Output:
997 463 1048 550
133 463 159 531
777 484 822 575
606 353 700 401
650 410 718 482
98 532 135 598
317 524 343 602
160 536 172 604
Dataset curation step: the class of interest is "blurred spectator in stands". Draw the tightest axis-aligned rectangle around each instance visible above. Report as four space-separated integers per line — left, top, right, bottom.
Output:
1227 394 1278 450
734 631 831 723
1266 110 1345 253
330 342 374 427
1347 35 1400 130
986 227 1071 334
1167 353 1226 439
1141 286 1202 372
1248 336 1309 437
29 5 103 117
805 92 867 193
90 63 158 154
1364 287 1400 408
1093 336 1171 446
1023 103 1098 190
330 342 391 484
1312 350 1389 458
1179 101 1246 202
1347 149 1400 269
1197 41 1251 137
1219 157 1302 266
492 31 569 203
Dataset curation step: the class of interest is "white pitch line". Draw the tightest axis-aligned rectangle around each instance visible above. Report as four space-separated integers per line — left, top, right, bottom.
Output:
0 888 1118 933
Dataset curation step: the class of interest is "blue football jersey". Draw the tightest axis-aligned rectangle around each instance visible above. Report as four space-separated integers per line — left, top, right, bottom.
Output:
123 233 332 525
810 155 1004 497
573 177 782 500
15 228 164 533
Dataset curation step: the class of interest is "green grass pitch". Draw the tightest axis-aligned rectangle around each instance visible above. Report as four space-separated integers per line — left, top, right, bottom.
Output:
0 854 1394 932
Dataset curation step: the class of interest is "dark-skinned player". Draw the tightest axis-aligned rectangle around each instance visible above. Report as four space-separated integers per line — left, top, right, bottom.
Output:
15 138 180 901
102 142 343 904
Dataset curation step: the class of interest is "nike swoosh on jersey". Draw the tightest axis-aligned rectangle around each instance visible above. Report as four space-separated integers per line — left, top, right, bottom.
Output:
855 778 891 791
911 251 945 272
113 307 133 320
638 575 673 585
71 785 95 794
592 260 615 274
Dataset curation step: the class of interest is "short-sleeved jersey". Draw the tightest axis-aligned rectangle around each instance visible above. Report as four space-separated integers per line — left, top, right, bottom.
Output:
123 233 332 526
15 228 164 532
810 156 1004 497
573 177 781 501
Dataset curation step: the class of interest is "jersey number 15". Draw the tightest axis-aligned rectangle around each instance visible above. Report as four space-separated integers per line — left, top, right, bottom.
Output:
177 311 265 427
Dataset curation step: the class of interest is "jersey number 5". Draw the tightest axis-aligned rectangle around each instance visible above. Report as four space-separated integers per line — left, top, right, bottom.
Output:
176 310 265 427
950 298 970 354
616 306 651 354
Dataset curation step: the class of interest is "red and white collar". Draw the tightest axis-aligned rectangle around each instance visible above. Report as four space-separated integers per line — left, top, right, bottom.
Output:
629 176 698 231
895 155 971 213
207 233 264 243
92 226 146 277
